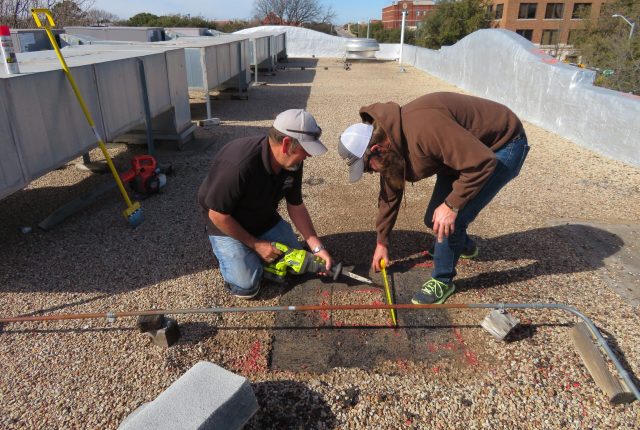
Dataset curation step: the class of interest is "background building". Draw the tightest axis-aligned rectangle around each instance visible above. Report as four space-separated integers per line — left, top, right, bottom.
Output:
382 0 436 29
488 0 608 57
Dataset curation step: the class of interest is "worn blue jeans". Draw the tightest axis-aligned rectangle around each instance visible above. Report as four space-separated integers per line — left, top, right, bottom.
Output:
208 219 299 295
424 134 530 284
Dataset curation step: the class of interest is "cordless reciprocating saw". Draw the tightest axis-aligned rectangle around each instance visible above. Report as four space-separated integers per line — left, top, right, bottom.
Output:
262 242 372 285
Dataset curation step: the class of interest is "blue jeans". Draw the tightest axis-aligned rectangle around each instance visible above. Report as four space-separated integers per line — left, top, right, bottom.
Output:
424 134 530 284
208 219 300 295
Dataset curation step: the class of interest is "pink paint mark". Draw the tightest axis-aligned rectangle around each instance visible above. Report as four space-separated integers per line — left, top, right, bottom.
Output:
453 328 479 366
233 340 266 373
318 300 330 322
441 342 457 351
432 366 440 373
531 48 545 54
427 342 438 353
321 291 330 298
405 419 413 426
464 350 479 366
542 58 559 64
453 328 464 343
414 261 434 268
371 300 386 306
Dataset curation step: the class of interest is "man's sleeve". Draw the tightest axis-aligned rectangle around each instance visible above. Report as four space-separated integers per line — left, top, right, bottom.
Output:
425 115 497 210
375 176 403 246
284 164 303 206
202 163 245 214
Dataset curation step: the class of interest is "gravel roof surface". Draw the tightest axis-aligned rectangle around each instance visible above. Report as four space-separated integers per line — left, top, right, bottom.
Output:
1 58 639 429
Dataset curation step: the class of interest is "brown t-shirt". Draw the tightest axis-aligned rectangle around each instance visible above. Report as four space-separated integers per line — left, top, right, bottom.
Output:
359 92 524 245
197 136 303 236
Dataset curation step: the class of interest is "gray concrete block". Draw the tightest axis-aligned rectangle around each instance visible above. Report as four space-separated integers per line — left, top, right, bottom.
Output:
119 361 259 430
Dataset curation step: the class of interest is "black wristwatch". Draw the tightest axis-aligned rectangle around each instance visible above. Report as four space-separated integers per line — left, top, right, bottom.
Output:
444 200 459 213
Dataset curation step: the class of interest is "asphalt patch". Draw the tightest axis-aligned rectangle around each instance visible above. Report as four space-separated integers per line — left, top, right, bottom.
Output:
270 266 480 372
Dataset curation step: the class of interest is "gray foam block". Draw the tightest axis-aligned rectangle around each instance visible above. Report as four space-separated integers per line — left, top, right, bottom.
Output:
119 361 259 430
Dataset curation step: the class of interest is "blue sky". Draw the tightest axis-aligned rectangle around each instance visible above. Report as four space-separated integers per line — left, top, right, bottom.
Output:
91 0 390 24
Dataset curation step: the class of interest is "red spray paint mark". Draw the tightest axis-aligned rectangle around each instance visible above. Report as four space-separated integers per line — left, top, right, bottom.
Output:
432 366 440 373
318 300 330 321
542 58 559 64
413 261 434 268
321 290 330 298
405 419 413 426
427 342 438 353
530 48 545 54
371 300 386 306
233 340 266 373
453 328 479 366
464 350 479 366
441 342 457 351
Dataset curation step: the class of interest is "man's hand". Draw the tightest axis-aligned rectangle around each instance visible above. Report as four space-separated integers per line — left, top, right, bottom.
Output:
254 241 282 263
315 248 333 274
432 203 457 243
371 243 389 272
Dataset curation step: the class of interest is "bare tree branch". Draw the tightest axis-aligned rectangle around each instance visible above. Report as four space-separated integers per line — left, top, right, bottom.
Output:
253 0 333 25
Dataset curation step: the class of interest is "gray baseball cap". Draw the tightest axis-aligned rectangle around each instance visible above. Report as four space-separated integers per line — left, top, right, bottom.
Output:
273 109 328 156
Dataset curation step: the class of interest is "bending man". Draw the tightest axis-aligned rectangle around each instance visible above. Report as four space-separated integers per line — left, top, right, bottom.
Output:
339 92 529 304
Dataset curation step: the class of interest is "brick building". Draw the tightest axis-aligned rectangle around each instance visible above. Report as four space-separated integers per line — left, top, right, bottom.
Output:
382 1 436 29
488 0 607 47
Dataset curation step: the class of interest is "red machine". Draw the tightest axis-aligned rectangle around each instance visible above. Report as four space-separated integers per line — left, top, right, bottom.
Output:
120 155 165 195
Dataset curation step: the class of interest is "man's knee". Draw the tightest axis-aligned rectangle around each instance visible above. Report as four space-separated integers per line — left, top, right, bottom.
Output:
213 248 262 292
225 265 262 292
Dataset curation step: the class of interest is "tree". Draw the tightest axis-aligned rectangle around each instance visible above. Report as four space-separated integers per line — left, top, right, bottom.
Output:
0 0 93 28
126 12 159 27
416 0 491 49
253 0 335 25
51 0 86 27
85 8 119 26
573 0 639 94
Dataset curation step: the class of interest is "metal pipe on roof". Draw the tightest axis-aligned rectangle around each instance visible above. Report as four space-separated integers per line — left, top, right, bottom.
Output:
0 301 637 401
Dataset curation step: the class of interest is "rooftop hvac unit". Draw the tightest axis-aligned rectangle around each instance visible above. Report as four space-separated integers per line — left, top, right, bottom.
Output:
10 29 66 52
345 38 380 60
64 26 167 42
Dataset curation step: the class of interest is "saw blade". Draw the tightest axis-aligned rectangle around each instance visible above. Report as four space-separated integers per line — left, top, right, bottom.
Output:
342 270 373 284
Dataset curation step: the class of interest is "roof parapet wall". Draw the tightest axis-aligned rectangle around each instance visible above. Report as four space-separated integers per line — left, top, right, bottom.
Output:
236 26 639 168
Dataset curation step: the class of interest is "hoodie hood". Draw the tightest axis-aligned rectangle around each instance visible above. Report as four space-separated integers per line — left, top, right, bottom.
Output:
359 101 404 155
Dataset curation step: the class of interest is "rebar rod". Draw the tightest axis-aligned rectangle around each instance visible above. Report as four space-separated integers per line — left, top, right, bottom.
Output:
0 302 637 400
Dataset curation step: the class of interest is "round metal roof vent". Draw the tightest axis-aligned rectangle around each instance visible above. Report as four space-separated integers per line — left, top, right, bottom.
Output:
345 38 380 60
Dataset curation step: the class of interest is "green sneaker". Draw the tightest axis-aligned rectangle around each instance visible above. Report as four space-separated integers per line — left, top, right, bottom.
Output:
460 244 479 260
411 279 456 304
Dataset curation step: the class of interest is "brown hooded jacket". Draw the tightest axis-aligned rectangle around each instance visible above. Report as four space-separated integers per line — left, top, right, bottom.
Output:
359 92 524 245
